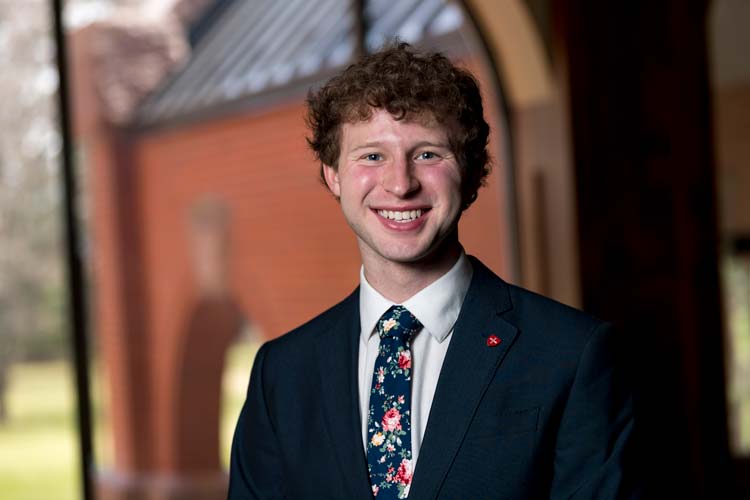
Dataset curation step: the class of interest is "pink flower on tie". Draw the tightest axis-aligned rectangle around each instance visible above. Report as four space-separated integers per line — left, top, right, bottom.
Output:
382 408 402 432
394 458 413 485
398 350 411 370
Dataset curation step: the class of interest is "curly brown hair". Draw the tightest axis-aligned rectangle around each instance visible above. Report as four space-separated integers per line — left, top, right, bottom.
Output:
306 42 490 209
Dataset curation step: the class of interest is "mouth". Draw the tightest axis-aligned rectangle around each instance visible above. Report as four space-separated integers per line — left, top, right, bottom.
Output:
376 208 428 223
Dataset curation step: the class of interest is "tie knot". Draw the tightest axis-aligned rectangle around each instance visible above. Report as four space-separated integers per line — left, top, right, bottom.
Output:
377 305 422 342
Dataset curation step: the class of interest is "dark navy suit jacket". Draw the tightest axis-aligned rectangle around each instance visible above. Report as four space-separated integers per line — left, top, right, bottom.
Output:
228 257 640 499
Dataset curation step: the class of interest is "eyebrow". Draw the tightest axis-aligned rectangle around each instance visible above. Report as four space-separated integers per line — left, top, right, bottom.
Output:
350 142 384 152
411 141 451 150
349 141 451 153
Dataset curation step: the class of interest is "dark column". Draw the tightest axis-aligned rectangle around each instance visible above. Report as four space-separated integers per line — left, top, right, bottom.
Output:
553 1 731 497
51 0 94 498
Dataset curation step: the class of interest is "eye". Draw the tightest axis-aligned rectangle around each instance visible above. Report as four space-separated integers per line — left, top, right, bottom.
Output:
416 151 439 160
362 153 383 161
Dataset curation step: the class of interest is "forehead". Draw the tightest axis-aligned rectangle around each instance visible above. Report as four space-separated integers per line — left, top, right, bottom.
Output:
340 109 449 147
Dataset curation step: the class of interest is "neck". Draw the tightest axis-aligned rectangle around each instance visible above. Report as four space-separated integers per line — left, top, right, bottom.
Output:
361 239 462 303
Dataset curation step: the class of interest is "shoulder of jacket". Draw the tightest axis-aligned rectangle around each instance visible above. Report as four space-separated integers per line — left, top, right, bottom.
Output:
263 287 359 352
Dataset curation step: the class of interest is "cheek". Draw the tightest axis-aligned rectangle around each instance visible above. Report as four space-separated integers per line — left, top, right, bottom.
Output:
341 166 378 197
422 166 463 201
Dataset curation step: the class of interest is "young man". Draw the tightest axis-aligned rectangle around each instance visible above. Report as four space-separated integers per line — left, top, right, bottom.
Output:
229 43 639 499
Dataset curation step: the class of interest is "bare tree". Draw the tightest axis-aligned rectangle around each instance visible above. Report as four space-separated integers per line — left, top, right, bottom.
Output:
0 0 65 422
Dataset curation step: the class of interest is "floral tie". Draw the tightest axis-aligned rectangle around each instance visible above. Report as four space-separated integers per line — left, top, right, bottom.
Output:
366 305 422 499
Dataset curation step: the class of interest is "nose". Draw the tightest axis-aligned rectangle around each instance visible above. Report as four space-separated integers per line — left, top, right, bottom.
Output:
381 156 419 197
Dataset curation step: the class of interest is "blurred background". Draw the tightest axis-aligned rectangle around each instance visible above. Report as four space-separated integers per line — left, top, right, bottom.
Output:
0 0 747 498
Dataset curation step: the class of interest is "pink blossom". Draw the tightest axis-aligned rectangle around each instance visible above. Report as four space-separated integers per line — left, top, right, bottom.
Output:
398 350 411 370
394 458 413 485
382 408 402 432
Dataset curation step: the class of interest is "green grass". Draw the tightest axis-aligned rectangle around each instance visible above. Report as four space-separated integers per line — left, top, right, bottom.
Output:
0 361 80 500
0 341 258 500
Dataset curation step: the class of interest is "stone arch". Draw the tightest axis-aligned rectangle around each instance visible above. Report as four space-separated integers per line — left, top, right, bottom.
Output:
462 0 554 107
462 0 581 305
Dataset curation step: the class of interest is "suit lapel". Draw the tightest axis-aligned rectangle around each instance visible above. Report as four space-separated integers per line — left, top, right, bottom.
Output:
409 259 518 500
314 289 373 499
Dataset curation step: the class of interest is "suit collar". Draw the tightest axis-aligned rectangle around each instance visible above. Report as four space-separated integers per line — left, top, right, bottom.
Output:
463 255 514 315
409 257 518 500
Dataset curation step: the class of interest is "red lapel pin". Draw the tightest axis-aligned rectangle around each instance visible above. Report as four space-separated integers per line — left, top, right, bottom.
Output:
486 335 501 347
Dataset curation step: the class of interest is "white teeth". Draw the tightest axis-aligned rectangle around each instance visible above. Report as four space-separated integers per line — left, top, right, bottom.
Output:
377 209 423 222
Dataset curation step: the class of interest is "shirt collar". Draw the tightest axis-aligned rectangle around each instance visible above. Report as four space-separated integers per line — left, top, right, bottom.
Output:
359 251 473 344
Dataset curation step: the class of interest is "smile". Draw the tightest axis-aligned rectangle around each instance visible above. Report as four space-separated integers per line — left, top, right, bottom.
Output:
377 209 424 222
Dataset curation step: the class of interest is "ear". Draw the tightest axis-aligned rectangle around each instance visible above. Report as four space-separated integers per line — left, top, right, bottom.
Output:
322 164 341 198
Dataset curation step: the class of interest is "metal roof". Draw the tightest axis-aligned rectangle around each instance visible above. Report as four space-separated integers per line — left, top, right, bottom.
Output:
136 0 466 126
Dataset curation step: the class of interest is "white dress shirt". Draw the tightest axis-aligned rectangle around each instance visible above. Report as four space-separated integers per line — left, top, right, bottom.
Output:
357 252 473 468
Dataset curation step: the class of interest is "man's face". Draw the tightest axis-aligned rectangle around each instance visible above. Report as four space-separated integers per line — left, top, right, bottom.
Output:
323 109 463 270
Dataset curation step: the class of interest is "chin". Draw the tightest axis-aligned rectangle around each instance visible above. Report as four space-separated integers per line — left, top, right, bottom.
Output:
376 243 450 267
358 228 458 268
374 249 427 264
